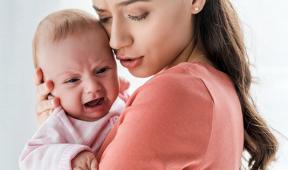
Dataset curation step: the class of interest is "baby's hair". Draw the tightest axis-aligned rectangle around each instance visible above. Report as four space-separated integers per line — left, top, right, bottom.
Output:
32 9 101 68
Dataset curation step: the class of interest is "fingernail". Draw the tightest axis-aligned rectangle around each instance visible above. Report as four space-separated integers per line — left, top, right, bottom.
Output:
46 81 52 90
35 68 41 76
53 98 59 107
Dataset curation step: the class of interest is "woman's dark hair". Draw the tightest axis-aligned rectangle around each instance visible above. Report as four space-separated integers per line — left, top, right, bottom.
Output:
193 0 278 169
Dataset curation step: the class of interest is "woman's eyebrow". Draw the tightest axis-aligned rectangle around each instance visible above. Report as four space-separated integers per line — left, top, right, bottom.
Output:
93 6 105 13
117 0 151 6
93 0 150 12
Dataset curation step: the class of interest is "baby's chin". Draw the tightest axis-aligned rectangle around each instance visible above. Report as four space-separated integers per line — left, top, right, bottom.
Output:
67 111 108 122
66 105 111 122
83 111 109 122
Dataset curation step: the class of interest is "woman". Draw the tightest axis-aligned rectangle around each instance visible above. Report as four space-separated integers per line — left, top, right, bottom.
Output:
35 0 278 169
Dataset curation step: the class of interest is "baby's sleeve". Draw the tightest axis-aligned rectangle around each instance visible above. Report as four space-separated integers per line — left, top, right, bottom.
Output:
99 74 214 169
19 109 91 170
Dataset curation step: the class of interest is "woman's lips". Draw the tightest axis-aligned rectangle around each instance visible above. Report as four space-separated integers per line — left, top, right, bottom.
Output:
118 56 143 69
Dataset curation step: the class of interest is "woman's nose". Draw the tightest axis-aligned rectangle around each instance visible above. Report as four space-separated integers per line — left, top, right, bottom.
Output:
109 17 133 51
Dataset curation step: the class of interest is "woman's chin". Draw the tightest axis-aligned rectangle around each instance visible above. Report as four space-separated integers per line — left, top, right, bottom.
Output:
128 68 155 78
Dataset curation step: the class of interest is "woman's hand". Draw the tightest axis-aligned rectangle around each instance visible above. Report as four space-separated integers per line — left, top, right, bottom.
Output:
34 68 60 126
72 151 98 170
34 69 129 126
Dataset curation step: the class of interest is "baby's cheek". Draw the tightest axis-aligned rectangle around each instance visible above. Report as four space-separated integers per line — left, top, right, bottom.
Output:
107 76 119 100
56 89 82 115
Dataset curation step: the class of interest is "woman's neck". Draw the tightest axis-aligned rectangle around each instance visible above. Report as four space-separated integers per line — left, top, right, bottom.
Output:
166 40 212 69
187 43 212 65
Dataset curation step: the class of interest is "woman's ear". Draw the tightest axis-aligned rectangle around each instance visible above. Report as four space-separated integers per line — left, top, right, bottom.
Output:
191 0 206 14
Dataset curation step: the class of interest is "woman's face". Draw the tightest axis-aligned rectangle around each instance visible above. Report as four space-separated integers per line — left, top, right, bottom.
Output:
92 0 195 77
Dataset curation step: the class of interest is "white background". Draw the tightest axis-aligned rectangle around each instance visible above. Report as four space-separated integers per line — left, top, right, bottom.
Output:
0 0 287 169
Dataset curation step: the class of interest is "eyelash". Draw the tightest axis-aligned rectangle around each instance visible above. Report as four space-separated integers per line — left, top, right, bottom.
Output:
127 12 148 21
95 67 110 74
99 12 148 23
99 17 111 24
64 78 80 84
63 67 110 84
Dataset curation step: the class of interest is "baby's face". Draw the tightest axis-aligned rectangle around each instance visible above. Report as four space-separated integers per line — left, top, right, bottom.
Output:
38 29 119 121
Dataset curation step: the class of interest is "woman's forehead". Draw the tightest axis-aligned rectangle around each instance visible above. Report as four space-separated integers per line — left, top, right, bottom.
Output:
93 0 152 10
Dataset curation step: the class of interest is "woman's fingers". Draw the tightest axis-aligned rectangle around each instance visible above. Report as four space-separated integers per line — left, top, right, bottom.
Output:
34 68 43 85
34 68 54 101
36 98 60 125
36 80 54 101
34 68 59 125
37 109 53 126
36 98 59 115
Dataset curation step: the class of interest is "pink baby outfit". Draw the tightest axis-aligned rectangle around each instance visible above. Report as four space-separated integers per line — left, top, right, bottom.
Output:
19 97 125 170
97 62 244 170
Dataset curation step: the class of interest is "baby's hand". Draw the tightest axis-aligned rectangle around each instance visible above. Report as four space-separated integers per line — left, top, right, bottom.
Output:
72 151 98 170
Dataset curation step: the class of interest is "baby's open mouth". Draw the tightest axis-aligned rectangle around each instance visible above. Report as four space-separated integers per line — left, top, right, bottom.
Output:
84 97 105 108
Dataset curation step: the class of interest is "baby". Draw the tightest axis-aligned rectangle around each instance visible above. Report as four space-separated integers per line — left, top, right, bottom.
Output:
19 9 127 170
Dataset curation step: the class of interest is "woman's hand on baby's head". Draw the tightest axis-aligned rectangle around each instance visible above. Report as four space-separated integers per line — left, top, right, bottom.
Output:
72 151 98 170
34 68 60 126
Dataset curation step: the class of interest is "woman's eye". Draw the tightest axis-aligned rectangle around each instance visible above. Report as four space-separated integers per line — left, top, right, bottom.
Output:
128 12 148 21
64 78 79 84
96 67 110 74
99 17 112 24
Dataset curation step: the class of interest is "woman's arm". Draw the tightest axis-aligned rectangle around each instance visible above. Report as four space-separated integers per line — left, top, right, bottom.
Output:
98 74 214 169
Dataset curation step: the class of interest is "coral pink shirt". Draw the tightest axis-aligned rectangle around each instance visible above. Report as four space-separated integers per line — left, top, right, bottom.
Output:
97 62 244 170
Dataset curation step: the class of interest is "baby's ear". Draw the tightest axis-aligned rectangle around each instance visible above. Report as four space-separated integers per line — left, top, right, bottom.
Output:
191 0 206 14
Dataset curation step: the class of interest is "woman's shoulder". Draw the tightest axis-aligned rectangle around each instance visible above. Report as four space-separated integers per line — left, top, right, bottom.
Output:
127 61 237 115
135 61 224 97
116 63 216 165
139 61 233 101
127 62 215 113
148 61 225 84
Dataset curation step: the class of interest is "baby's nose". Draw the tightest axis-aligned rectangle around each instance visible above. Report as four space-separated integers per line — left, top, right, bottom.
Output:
84 78 102 94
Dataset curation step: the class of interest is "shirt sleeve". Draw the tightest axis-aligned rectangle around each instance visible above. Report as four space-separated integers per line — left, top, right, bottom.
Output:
19 108 91 170
99 74 214 170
